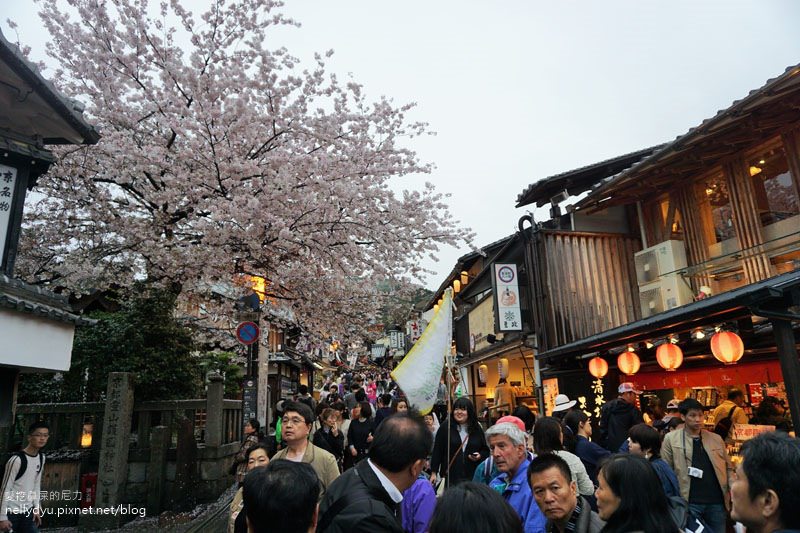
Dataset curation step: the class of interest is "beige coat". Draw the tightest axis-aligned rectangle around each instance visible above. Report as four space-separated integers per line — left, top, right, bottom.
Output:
661 428 733 511
272 441 340 495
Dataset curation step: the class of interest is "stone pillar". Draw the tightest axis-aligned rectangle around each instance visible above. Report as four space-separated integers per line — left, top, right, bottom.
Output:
146 426 169 515
205 373 224 448
79 372 135 531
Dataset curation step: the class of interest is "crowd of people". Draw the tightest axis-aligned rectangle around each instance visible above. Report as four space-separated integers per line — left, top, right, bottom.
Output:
227 373 800 533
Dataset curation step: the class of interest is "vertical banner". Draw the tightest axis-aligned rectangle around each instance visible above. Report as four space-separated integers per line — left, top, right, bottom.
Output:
0 164 18 265
392 289 453 414
494 263 522 331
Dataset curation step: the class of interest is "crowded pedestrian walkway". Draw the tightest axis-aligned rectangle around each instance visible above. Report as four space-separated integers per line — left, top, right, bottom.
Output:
217 367 800 533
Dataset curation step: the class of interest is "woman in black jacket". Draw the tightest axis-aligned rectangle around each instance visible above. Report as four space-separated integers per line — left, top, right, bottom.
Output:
346 401 374 467
313 407 345 470
430 397 489 487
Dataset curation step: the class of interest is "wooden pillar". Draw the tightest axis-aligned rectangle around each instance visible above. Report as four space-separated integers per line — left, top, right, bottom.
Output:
780 129 800 203
724 158 775 283
771 318 800 433
0 368 19 453
170 416 197 511
137 411 151 450
146 426 169 515
674 187 712 290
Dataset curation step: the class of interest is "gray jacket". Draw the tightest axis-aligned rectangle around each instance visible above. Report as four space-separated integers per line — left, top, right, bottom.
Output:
544 496 604 533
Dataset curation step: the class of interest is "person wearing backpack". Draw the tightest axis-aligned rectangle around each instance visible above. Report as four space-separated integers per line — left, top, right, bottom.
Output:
711 389 749 443
0 421 49 533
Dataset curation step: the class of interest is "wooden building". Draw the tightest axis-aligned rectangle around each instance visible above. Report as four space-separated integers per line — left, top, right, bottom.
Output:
525 65 800 430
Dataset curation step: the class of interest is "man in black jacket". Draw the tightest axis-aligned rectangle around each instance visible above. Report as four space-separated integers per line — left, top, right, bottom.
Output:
598 382 644 452
316 413 432 533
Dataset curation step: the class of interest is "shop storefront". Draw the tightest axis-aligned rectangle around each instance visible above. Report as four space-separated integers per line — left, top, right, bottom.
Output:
460 341 539 422
536 271 800 433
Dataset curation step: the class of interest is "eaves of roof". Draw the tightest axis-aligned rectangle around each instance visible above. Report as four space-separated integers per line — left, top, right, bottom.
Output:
575 64 800 211
0 28 100 146
515 144 664 208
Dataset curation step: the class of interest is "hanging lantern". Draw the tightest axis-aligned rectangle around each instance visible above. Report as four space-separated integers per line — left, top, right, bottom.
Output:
433 304 439 313
453 279 461 294
588 357 608 379
498 358 510 379
617 351 641 376
478 364 488 384
460 271 469 286
711 331 744 365
656 343 683 371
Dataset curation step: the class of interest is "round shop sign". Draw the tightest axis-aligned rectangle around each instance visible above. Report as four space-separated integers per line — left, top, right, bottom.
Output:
497 266 515 283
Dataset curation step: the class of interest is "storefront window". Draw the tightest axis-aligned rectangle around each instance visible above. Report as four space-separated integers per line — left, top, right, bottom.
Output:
698 172 735 244
747 145 800 229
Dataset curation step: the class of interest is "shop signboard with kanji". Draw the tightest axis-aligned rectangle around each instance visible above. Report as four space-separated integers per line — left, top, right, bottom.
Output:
493 263 522 331
0 164 18 265
731 423 774 441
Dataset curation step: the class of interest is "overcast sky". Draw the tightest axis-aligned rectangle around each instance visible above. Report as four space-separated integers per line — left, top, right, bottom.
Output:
4 1 800 290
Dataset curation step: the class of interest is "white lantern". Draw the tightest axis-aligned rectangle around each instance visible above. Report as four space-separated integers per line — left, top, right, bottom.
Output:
498 358 509 379
478 364 488 384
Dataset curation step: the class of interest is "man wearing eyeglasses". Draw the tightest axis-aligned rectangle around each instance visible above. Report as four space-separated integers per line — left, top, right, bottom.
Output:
1 421 49 533
271 401 340 495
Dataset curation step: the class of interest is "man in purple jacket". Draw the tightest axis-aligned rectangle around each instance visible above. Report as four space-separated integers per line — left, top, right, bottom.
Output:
402 474 437 533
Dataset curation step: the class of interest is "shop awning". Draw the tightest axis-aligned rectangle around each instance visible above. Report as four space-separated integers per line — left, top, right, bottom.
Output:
635 359 784 391
537 270 800 364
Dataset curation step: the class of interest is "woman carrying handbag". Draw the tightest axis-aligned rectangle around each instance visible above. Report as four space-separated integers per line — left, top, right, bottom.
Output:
430 397 489 488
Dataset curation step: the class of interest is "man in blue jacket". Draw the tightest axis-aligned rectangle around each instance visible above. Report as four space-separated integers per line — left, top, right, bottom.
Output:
487 422 546 533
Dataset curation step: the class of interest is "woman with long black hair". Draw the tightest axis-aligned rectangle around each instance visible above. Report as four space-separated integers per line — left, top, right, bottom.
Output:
430 397 489 487
563 410 610 485
532 416 595 497
595 454 680 533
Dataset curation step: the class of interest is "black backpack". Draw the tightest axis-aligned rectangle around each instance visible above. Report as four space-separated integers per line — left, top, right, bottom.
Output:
9 451 44 481
712 406 737 439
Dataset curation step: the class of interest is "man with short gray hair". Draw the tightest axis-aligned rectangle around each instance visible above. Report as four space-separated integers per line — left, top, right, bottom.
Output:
486 422 546 533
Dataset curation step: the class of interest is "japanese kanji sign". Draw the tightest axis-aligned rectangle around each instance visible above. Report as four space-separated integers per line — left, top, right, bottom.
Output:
0 164 18 266
494 263 522 331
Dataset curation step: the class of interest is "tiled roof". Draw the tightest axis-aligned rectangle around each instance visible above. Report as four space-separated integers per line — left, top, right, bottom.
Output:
0 274 95 326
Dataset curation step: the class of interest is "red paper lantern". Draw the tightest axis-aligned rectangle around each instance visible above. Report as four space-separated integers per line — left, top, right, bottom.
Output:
711 331 744 365
588 357 609 379
617 351 641 376
656 343 683 371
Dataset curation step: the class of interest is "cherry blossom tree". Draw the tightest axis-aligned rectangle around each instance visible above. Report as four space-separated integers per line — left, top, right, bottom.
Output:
14 0 471 341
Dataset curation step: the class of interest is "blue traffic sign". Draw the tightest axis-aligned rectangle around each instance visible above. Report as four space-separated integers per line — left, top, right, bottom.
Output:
236 322 260 345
